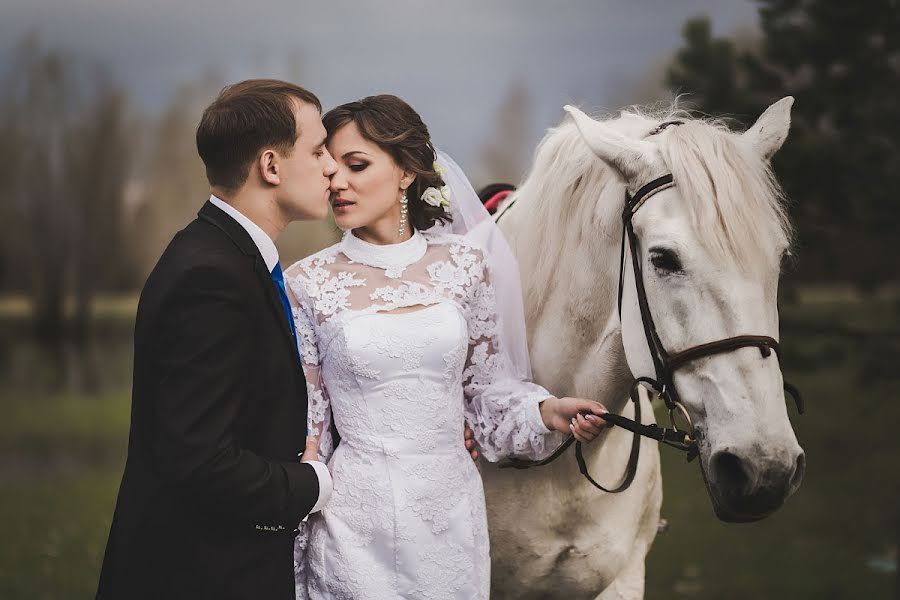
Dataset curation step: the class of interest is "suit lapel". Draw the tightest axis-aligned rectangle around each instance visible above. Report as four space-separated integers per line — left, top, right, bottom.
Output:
198 201 302 369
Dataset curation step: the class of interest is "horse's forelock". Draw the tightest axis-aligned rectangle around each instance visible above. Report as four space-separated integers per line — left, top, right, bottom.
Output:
659 120 793 272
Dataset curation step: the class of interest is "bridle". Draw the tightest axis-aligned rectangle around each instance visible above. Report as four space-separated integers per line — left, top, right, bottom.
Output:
500 120 804 493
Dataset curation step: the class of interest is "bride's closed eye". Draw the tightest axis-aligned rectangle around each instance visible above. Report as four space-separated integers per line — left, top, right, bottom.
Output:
349 162 368 172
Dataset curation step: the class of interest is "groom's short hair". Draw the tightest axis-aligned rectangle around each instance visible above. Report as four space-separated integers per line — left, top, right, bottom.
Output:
197 79 322 192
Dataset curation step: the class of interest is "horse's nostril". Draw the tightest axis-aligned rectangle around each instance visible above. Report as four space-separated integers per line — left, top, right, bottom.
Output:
790 452 806 490
711 451 754 496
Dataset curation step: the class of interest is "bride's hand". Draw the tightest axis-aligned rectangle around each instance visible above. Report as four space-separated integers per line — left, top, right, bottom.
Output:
539 397 609 442
300 435 321 463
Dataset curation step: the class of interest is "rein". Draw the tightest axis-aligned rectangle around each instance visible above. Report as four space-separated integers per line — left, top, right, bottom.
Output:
499 121 804 492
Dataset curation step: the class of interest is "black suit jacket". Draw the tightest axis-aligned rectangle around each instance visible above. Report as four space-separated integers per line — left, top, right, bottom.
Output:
97 201 318 600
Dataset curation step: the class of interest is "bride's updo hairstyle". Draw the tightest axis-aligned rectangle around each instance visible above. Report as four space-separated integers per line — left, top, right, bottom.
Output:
323 95 452 231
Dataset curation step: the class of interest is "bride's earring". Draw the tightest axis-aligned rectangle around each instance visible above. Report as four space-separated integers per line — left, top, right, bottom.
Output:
398 190 409 239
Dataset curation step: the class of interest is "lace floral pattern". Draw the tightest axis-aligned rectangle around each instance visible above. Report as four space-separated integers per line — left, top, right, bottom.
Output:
285 230 558 599
409 540 475 600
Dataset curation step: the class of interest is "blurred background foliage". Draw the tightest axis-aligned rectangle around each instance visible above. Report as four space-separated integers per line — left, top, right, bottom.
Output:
0 0 897 598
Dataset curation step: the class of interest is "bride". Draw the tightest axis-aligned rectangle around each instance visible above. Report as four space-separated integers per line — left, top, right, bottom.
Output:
285 94 608 599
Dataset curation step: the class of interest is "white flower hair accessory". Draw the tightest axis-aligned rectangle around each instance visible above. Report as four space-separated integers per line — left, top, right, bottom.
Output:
421 186 451 211
421 161 451 211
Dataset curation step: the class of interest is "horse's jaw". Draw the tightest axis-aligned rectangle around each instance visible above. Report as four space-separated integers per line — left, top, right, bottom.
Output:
681 358 806 523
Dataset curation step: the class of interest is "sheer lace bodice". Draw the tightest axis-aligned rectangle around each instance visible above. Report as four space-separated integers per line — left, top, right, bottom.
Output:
287 230 562 464
285 230 563 599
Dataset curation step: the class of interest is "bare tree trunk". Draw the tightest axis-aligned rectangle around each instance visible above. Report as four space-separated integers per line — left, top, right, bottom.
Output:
71 89 129 343
3 37 79 390
5 37 133 354
25 122 68 346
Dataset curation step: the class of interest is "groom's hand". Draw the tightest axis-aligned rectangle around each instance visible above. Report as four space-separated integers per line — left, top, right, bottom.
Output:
300 436 321 463
463 425 479 462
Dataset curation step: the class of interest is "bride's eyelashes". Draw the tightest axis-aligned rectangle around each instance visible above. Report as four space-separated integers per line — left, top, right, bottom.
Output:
349 162 368 172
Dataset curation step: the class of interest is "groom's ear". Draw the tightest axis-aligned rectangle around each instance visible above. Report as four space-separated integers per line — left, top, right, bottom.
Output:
259 149 281 186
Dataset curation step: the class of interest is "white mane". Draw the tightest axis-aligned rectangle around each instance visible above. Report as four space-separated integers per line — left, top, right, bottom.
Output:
510 104 793 318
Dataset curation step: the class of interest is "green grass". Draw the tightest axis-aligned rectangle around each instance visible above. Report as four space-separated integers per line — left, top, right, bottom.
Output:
645 347 900 598
0 469 123 600
0 391 131 454
0 390 128 600
0 293 898 599
4 367 896 599
0 295 138 321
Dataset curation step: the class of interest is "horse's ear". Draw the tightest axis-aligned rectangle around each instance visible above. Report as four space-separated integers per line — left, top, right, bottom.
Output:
564 105 654 182
743 96 793 160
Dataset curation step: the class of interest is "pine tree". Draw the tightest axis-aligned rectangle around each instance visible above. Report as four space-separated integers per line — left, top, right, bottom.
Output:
667 1 900 287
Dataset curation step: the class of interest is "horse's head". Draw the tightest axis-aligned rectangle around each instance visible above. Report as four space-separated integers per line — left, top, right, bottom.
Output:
565 99 805 522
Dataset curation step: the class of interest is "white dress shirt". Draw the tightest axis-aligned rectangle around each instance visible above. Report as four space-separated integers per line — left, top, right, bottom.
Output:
209 195 333 514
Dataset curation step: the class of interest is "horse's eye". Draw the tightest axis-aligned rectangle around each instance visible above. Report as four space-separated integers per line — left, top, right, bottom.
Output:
649 248 683 273
779 249 796 274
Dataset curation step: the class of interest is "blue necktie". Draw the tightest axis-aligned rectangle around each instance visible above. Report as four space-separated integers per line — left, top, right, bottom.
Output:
270 261 299 357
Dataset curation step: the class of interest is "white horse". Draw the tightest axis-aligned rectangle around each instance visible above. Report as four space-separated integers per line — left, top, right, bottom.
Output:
482 98 806 599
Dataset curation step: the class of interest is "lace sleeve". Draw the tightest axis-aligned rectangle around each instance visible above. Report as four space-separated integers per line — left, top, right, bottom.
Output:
461 251 566 462
286 276 334 462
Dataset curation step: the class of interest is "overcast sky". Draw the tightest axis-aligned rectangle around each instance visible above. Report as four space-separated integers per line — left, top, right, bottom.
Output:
0 0 759 177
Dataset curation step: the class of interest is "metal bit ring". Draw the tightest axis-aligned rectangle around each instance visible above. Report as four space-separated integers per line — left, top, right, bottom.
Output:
668 401 696 443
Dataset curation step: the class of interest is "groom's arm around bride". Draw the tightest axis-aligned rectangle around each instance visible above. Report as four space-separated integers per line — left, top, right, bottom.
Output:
96 80 337 600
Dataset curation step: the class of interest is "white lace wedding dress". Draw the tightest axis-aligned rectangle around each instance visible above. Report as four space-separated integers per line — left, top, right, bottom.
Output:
285 229 563 599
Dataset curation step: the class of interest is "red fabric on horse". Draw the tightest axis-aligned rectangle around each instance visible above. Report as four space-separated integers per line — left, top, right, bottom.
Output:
484 190 513 215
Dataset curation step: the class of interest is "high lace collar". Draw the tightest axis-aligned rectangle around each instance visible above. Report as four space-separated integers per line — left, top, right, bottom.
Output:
339 229 427 273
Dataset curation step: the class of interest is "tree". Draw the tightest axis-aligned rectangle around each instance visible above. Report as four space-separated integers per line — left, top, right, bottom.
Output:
68 81 132 338
0 34 134 343
666 1 900 288
129 78 219 280
2 35 76 342
667 18 743 116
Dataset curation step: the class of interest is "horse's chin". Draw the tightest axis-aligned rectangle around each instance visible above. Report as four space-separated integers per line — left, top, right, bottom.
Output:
709 494 784 523
698 452 789 523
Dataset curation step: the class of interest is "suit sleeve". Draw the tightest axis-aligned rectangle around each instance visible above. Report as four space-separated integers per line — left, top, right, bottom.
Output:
154 257 319 527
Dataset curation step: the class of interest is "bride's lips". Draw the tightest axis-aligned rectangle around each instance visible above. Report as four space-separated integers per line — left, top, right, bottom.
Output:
331 198 355 214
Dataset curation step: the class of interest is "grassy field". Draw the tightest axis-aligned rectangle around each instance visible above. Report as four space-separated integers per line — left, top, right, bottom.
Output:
646 368 899 599
0 392 128 599
0 294 897 598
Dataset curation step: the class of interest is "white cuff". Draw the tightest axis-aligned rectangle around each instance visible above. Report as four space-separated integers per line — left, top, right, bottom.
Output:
530 396 555 434
307 460 333 513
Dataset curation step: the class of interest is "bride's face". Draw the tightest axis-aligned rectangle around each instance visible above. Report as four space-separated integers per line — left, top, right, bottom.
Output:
326 121 415 232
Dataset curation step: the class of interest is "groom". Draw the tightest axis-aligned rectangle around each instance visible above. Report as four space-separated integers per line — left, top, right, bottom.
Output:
96 80 338 599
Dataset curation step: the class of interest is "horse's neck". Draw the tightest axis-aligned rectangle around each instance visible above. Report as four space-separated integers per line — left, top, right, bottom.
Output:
501 179 634 414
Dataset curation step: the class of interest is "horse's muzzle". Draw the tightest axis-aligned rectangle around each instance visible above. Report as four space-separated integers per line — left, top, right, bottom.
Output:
708 448 806 522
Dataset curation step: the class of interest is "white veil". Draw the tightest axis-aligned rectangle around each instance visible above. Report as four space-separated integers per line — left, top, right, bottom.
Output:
428 150 534 380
